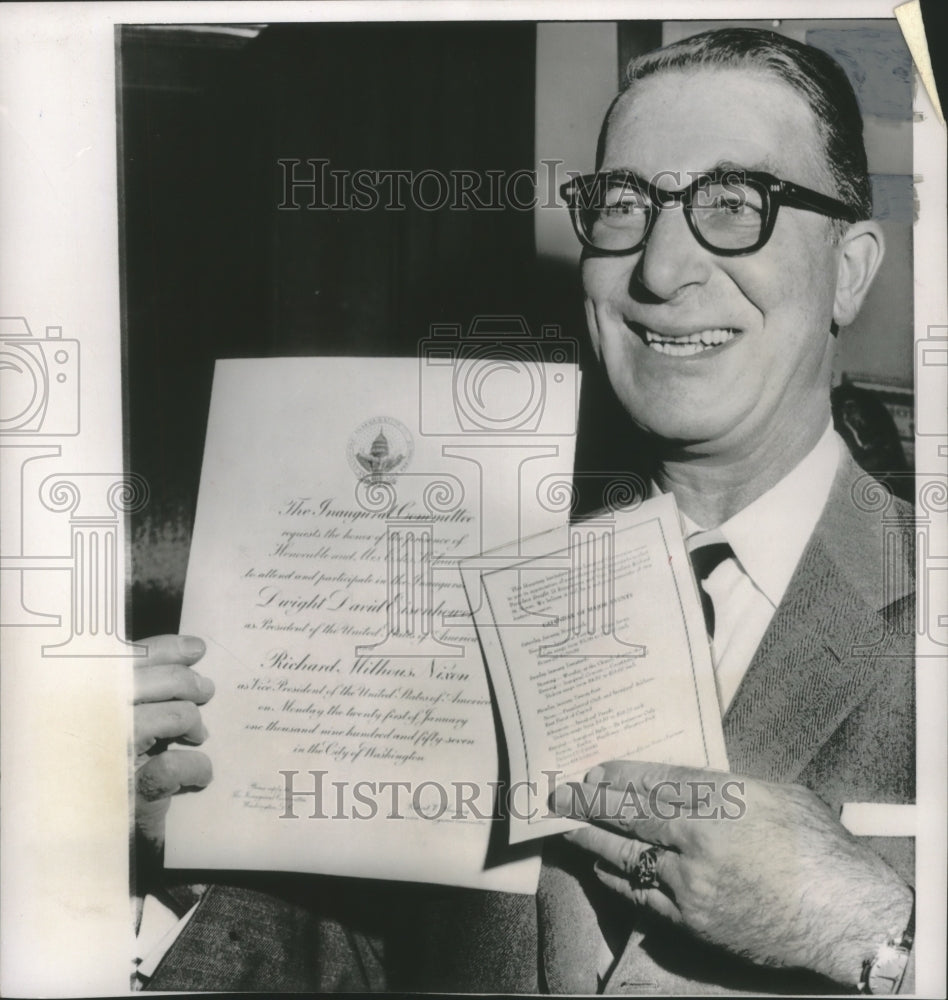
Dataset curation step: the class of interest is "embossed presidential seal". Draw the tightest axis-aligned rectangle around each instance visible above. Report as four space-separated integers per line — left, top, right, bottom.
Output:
347 417 413 482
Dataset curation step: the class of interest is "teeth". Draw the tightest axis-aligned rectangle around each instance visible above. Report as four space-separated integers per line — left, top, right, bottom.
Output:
643 328 737 354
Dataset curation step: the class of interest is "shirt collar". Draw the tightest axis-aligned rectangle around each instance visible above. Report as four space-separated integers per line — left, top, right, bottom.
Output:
673 422 843 608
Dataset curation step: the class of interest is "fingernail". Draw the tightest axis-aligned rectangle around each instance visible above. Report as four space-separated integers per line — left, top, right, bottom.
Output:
586 765 605 784
197 675 215 697
181 636 205 658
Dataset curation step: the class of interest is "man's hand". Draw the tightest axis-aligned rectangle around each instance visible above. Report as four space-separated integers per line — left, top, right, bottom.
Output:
552 761 913 988
134 635 214 856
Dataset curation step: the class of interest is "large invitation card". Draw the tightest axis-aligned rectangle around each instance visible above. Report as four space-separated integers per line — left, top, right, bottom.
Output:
165 355 579 892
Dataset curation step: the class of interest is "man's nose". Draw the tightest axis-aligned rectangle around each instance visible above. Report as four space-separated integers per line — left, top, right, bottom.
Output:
632 204 712 301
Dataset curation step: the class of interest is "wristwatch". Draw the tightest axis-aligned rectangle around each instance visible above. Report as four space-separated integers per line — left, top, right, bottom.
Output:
857 890 915 995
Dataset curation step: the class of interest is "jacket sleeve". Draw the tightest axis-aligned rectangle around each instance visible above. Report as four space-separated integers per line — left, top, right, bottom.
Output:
145 878 387 993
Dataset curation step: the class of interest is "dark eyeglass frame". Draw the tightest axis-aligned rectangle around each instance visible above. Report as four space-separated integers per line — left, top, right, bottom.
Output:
560 169 860 257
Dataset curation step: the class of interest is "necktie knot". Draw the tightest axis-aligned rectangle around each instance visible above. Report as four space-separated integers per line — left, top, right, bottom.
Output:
688 540 733 637
689 541 733 583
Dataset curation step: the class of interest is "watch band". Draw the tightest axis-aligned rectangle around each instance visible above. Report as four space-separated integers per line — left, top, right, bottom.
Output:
857 888 915 995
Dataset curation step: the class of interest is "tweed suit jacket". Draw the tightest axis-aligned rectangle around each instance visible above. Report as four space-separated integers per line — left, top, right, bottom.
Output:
147 453 915 994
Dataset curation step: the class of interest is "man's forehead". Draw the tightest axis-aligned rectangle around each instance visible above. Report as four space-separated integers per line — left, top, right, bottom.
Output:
600 67 825 182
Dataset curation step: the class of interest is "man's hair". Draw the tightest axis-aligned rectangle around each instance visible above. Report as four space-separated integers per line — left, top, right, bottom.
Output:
606 27 872 227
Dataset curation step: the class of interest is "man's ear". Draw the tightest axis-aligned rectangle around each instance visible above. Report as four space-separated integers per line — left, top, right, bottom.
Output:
832 220 885 329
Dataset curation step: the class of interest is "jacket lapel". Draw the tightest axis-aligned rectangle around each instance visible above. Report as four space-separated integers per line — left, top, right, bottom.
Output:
723 545 892 783
723 453 914 784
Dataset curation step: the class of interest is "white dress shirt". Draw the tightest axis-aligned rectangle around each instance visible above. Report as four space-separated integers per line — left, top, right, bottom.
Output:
679 422 843 712
132 894 199 988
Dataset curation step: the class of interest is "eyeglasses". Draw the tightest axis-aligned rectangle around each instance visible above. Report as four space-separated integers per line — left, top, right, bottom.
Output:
560 169 859 257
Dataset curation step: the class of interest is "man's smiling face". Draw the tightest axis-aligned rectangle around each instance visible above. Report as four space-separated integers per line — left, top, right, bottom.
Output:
582 68 846 459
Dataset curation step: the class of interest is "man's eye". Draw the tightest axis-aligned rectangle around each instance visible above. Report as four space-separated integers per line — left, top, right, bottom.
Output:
708 188 762 217
601 193 648 217
603 203 643 218
717 196 749 215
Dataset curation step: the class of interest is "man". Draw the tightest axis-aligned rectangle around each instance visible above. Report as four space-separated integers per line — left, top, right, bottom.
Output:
134 27 916 994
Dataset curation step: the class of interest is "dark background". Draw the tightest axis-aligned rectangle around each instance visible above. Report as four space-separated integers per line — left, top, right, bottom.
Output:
921 1 948 109
119 21 646 639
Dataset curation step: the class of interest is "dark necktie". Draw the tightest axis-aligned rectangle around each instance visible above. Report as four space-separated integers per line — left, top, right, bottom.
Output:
688 541 733 638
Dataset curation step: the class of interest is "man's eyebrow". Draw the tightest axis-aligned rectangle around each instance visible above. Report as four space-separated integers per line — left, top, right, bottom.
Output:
705 158 777 176
598 160 778 184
